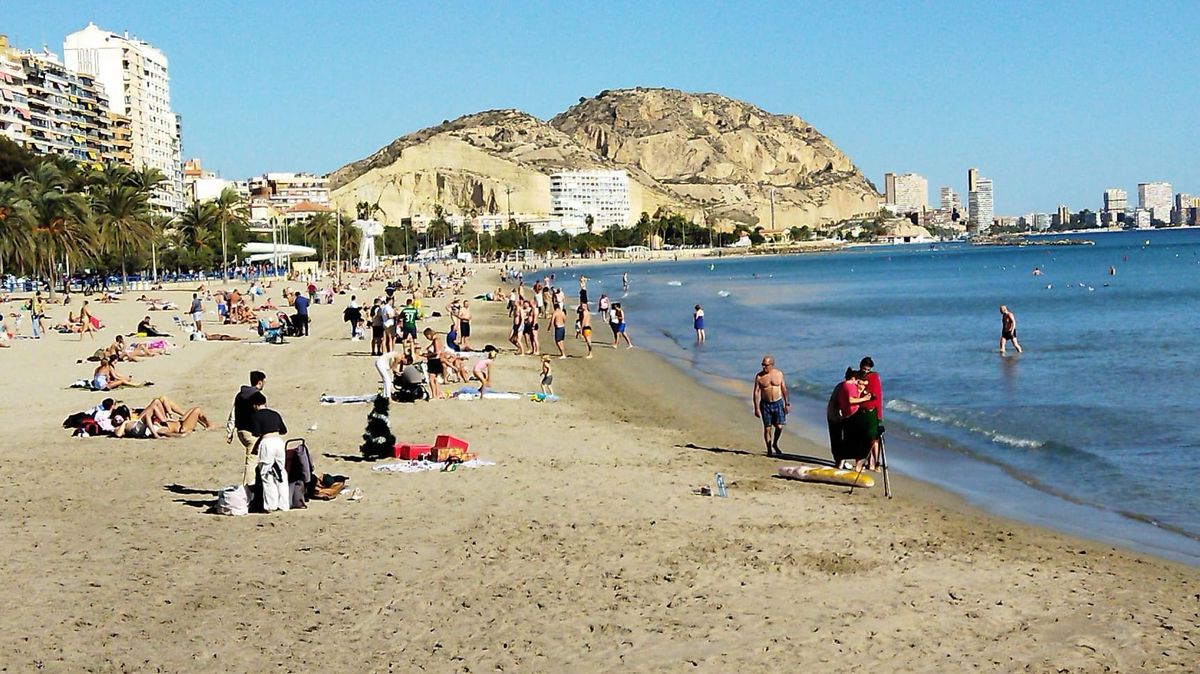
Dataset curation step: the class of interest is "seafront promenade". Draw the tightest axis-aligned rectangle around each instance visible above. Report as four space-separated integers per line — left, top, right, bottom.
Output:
0 268 1194 672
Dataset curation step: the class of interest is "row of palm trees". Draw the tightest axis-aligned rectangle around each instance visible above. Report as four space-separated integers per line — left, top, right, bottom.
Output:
0 159 249 297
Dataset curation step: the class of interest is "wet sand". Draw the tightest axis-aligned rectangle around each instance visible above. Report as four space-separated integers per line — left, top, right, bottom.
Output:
0 272 1195 672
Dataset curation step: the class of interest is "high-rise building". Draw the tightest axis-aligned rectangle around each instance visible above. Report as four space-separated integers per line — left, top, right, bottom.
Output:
1137 182 1172 223
1132 208 1152 230
549 170 631 231
885 172 927 212
1055 205 1070 228
64 23 184 213
967 168 978 193
1103 188 1127 214
0 36 31 147
1173 193 1196 226
247 172 330 225
939 186 961 211
967 175 993 231
19 48 112 167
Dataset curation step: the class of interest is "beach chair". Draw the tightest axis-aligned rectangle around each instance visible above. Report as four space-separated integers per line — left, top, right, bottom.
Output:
171 314 194 335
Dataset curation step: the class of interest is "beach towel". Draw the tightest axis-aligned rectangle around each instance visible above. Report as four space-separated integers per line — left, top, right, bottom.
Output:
319 394 377 405
372 459 495 474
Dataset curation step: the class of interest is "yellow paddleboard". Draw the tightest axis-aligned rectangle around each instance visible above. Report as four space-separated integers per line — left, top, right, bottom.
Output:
777 465 874 488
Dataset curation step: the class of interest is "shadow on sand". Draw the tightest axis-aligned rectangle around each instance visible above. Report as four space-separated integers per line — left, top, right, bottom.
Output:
164 483 217 511
678 443 835 467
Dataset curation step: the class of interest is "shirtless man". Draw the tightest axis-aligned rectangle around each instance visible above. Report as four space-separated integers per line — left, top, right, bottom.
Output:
509 299 526 355
457 300 473 351
551 303 568 359
752 355 790 457
999 305 1023 354
577 303 593 359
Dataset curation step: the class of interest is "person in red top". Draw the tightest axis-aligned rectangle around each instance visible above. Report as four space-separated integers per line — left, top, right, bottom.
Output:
859 357 883 471
827 367 874 470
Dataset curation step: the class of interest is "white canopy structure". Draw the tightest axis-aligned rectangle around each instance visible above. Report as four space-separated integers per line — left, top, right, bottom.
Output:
241 242 317 264
354 219 384 270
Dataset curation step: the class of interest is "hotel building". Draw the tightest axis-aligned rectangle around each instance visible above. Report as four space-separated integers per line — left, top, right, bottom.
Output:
64 23 184 212
967 175 994 231
549 170 631 231
884 172 928 212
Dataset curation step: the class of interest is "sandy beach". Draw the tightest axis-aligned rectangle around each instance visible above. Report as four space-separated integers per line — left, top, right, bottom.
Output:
0 270 1196 672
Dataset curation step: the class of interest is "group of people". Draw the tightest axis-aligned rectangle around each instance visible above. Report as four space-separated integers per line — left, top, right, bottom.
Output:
753 354 886 473
226 370 292 512
69 395 210 439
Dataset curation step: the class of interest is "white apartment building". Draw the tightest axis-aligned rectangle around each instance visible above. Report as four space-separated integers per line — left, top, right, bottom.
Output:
939 186 961 211
549 170 631 231
1137 181 1172 222
64 23 184 213
248 172 330 208
884 172 928 211
968 176 994 231
0 37 30 147
1103 188 1127 214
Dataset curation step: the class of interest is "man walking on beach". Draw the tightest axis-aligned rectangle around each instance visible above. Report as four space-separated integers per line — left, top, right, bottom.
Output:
753 355 790 457
999 305 1022 354
551 303 568 359
190 293 203 334
227 370 267 484
577 303 594 359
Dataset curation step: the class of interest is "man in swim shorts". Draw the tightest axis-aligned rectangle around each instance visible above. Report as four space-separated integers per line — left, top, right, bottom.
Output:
752 355 790 457
999 304 1022 354
551 303 567 359
577 303 593 359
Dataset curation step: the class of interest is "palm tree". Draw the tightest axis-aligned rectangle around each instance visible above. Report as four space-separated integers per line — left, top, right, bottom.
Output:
92 182 153 291
175 201 219 258
17 163 95 297
303 212 336 265
127 166 166 194
0 180 34 274
212 186 247 281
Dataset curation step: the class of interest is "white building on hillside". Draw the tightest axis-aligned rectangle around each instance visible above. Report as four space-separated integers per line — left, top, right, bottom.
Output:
549 170 631 231
64 23 184 213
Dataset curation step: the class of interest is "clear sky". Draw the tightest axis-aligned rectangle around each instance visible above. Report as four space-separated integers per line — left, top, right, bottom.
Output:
5 0 1197 214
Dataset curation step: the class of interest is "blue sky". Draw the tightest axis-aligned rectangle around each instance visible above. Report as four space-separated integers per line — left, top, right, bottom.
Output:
5 0 1197 214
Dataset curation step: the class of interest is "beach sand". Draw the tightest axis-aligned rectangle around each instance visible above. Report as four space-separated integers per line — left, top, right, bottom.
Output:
0 273 1195 672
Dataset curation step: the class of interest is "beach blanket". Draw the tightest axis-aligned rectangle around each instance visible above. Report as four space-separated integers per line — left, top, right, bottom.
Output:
372 459 495 474
69 379 92 389
319 394 378 405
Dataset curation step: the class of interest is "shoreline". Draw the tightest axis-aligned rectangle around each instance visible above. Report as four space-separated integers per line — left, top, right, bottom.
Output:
0 267 1194 670
557 257 1200 565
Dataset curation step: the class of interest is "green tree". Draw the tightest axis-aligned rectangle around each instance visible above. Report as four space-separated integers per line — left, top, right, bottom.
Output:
303 212 337 265
0 179 34 273
17 163 95 297
91 182 152 291
174 201 219 267
212 187 247 281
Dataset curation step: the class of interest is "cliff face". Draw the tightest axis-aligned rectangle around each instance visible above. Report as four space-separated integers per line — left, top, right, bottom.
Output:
548 88 880 228
329 90 880 229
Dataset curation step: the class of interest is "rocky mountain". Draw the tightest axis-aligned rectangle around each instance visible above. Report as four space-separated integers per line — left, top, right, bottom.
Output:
329 89 880 230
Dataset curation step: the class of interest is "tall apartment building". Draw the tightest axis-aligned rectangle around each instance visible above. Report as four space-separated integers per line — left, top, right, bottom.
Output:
1137 182 1172 223
883 172 927 211
549 170 631 231
1055 205 1070 228
939 186 961 211
64 23 184 213
967 168 978 193
0 36 31 147
1173 193 1197 226
1103 188 1127 214
19 49 112 167
967 176 994 231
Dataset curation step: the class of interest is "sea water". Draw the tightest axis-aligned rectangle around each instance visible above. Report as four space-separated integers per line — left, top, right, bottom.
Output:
563 229 1200 563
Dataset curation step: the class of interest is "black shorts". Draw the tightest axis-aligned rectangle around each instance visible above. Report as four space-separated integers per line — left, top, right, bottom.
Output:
459 320 471 337
580 289 589 304
402 325 418 340
372 325 384 340
427 358 444 376
1002 329 1017 340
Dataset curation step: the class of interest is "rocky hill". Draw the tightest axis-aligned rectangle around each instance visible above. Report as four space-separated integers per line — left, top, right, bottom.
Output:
329 89 880 230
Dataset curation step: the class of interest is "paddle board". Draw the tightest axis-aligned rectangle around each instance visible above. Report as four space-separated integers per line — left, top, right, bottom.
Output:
777 465 874 488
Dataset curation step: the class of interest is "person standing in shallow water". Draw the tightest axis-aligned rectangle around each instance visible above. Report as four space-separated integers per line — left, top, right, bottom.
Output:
753 355 790 457
693 304 706 343
999 305 1022 354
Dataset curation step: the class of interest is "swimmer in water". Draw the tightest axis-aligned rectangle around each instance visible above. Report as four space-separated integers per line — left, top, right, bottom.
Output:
999 305 1022 355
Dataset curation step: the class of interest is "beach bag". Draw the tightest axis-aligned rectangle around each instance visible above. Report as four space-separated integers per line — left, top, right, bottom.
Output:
215 485 250 516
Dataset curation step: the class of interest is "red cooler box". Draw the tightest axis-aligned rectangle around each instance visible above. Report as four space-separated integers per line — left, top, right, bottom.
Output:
434 435 469 452
393 443 434 460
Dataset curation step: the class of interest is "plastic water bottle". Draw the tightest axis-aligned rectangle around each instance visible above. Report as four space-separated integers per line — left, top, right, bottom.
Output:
715 473 727 498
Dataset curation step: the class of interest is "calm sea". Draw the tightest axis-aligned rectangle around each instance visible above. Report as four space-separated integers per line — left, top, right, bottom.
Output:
563 229 1200 564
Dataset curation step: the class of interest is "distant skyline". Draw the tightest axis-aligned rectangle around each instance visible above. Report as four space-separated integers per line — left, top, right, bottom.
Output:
4 0 1198 214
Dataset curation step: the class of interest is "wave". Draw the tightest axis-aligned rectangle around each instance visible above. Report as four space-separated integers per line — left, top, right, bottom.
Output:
887 398 1048 450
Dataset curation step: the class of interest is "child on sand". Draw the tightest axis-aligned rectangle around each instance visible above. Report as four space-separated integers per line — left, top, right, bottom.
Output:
471 346 498 398
539 355 554 395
